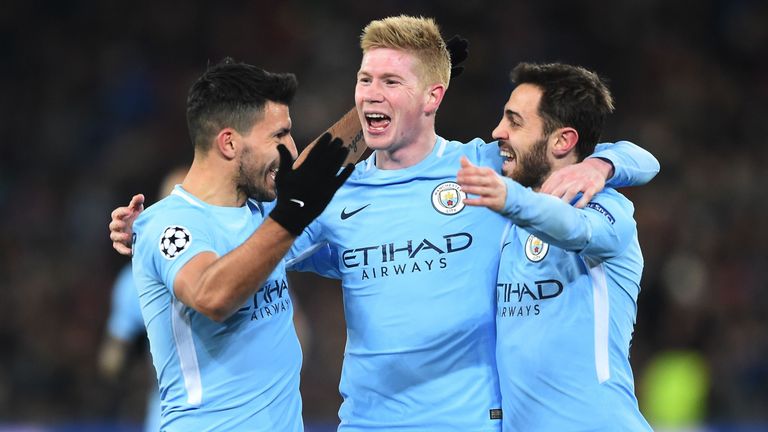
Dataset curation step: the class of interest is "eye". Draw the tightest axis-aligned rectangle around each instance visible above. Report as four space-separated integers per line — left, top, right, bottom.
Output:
385 79 400 86
357 76 371 84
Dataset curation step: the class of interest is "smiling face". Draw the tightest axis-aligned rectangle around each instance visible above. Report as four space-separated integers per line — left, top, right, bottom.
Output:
492 83 553 189
234 101 295 202
355 47 433 154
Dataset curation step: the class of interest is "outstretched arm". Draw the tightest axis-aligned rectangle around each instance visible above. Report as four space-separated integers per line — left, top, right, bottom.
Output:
458 157 634 255
540 140 660 208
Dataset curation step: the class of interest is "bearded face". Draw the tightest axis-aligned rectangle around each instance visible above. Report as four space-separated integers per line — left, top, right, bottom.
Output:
507 135 551 189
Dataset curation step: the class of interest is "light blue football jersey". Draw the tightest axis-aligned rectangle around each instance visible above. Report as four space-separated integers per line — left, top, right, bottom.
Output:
292 137 508 432
106 264 160 432
132 186 303 432
287 138 658 431
495 178 652 431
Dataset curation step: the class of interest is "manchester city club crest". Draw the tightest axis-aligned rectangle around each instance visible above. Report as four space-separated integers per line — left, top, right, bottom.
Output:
431 181 466 215
524 234 549 262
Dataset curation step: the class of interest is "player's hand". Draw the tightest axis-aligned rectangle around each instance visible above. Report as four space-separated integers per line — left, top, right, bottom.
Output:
446 34 469 80
456 156 506 212
540 158 613 208
109 194 144 256
269 133 354 235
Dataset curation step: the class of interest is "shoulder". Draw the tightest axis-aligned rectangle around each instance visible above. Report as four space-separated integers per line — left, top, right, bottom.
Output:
592 188 633 208
442 136 494 152
448 137 501 170
137 195 206 230
134 195 211 256
585 189 635 226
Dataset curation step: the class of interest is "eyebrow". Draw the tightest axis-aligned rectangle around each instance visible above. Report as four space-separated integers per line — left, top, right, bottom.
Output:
272 126 291 137
505 109 523 124
357 70 405 81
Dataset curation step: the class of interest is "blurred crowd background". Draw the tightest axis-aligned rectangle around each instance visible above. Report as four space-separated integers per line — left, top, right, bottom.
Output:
1 0 767 430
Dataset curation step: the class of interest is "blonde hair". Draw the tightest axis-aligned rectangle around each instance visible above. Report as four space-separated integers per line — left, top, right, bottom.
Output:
360 15 451 88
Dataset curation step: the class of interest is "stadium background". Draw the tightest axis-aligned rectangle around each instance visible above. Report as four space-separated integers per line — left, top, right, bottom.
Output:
1 0 767 430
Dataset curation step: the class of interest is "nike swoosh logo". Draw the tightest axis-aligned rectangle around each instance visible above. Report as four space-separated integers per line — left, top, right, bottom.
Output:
341 204 370 220
290 199 305 207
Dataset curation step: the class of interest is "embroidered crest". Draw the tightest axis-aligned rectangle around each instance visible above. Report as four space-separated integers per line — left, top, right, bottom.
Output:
431 182 466 215
524 234 549 262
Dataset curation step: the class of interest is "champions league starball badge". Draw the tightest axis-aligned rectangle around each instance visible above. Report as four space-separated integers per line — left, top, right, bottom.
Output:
431 181 466 215
159 226 192 259
525 234 549 262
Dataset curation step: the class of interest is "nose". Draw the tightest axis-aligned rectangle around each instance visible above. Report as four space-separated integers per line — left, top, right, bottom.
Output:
285 134 298 160
358 81 383 104
491 120 507 141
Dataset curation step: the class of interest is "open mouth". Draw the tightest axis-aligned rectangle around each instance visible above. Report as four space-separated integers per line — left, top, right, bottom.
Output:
500 148 516 163
365 112 391 132
500 148 516 173
268 167 278 181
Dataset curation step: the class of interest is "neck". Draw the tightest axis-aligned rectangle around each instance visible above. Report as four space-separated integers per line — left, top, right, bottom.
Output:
532 152 580 193
375 129 438 170
181 152 245 207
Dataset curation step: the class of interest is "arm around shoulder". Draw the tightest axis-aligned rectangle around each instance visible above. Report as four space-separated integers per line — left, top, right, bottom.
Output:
591 140 660 188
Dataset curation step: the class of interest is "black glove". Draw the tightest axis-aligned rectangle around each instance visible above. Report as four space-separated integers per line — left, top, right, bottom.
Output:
269 133 354 235
446 34 469 80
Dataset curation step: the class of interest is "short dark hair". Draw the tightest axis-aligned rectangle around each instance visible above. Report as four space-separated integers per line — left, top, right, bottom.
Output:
186 58 298 151
510 63 614 160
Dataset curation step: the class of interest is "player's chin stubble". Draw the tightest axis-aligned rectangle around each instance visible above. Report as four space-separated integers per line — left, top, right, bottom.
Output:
236 158 275 202
512 137 551 190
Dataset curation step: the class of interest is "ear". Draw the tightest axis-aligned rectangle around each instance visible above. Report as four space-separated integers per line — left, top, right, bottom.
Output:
424 83 446 116
215 129 238 160
551 127 579 158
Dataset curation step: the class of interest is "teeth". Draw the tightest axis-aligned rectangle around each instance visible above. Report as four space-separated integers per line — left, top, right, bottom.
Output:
500 150 514 159
365 113 388 119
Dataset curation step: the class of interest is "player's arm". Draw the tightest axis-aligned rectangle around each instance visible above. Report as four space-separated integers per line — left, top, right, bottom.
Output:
173 135 352 322
296 108 367 167
540 140 660 208
173 220 294 321
590 140 660 187
458 157 633 255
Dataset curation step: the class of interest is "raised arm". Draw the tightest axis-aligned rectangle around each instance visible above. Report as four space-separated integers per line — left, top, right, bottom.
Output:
172 135 352 322
590 140 660 188
539 140 660 208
